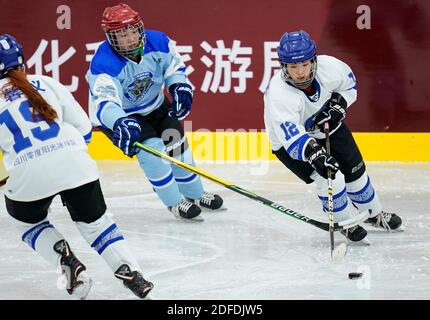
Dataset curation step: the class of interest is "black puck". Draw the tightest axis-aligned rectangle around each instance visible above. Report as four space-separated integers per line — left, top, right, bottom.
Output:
348 272 363 279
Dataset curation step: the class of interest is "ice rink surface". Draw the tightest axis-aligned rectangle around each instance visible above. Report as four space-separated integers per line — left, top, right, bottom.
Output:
0 160 429 300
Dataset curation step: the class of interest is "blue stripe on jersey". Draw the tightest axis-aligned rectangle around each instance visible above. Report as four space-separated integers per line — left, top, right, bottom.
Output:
91 223 124 254
21 221 54 250
144 30 170 55
83 130 92 143
90 41 127 77
97 101 108 128
347 176 375 204
304 79 321 102
178 67 186 72
125 95 159 113
286 134 309 161
175 173 197 183
149 172 174 187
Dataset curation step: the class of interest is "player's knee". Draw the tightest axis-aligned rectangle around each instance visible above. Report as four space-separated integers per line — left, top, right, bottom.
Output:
143 137 165 151
137 137 167 165
344 160 366 183
75 213 120 246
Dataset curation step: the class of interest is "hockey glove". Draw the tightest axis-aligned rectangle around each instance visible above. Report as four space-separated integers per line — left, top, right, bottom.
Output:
314 92 347 132
113 117 141 157
168 83 193 120
304 139 339 179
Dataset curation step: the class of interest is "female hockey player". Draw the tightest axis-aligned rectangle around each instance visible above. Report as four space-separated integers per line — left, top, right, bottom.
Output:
86 3 223 220
0 34 153 299
263 30 402 243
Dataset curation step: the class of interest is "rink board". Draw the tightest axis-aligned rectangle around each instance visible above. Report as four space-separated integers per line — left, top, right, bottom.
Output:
88 132 430 162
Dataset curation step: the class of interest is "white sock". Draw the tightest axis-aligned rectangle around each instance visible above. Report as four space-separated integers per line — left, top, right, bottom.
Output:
346 172 382 217
75 213 141 273
13 218 64 268
313 171 354 223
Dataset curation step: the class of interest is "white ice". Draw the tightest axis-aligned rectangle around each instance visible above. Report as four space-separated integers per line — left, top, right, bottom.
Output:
0 161 429 300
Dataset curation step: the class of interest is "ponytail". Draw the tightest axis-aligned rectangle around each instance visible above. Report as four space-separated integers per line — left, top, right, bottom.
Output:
2 69 58 124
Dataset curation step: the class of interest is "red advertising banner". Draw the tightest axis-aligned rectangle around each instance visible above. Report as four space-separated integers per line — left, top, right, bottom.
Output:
2 0 429 132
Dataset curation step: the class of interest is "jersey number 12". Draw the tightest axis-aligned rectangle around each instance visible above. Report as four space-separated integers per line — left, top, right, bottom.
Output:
280 121 299 141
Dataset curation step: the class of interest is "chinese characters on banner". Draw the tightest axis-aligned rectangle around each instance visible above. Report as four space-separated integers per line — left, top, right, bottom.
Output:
25 39 281 95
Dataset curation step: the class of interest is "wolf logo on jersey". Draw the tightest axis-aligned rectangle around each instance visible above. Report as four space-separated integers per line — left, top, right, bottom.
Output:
124 72 154 102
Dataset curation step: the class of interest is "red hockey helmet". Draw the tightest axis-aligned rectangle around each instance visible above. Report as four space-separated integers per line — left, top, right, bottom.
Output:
101 3 146 58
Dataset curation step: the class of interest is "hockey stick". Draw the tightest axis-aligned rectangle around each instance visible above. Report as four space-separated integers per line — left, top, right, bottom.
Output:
324 122 336 260
134 141 355 232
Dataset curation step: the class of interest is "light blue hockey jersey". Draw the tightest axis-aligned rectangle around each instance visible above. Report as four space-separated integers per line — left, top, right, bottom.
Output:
86 30 189 130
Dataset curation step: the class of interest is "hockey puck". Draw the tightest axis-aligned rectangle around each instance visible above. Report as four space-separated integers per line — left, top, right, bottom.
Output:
348 272 363 279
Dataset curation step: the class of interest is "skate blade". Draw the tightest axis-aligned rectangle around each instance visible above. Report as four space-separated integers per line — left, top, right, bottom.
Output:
72 276 93 300
346 236 371 246
175 216 204 223
201 206 228 212
365 225 405 233
332 242 347 263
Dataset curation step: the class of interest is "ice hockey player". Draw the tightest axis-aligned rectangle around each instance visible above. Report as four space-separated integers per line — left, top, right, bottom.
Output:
86 3 223 221
263 30 402 243
0 34 153 299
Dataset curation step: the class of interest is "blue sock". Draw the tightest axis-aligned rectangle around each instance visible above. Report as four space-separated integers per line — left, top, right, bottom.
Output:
172 147 204 200
136 137 182 207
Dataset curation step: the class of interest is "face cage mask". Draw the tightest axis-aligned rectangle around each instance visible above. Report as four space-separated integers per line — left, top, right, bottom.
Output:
106 21 146 59
280 57 317 90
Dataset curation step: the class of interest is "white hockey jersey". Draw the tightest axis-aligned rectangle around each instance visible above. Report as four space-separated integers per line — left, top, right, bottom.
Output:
264 55 357 161
86 30 189 130
0 75 98 201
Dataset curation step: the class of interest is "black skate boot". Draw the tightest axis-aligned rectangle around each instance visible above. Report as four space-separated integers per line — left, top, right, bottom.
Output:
169 198 202 220
189 192 224 210
340 225 369 244
53 240 92 299
365 211 402 231
114 264 154 299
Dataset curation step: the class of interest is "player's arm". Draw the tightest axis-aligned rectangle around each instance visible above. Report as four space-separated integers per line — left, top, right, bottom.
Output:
86 72 141 157
314 58 357 132
86 72 127 130
268 97 339 179
161 34 193 120
46 77 93 143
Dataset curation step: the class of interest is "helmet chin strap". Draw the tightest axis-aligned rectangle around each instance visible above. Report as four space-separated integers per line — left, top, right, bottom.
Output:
124 45 144 62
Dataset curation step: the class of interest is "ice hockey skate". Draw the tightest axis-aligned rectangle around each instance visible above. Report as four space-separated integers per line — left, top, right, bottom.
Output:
53 240 93 300
169 198 203 222
188 192 225 211
114 264 154 299
365 211 403 231
340 225 370 245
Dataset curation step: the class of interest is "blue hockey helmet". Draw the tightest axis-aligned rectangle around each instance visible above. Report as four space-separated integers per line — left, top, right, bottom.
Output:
277 30 317 89
0 34 24 79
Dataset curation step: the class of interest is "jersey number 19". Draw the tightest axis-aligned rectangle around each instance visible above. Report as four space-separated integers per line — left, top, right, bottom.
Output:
0 101 60 153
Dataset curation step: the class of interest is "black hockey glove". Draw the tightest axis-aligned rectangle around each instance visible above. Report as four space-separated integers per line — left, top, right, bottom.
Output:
304 139 339 179
314 92 347 132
